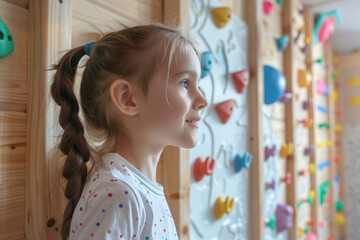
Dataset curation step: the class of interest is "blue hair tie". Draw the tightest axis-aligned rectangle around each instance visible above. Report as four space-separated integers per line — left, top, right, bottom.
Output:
84 41 95 56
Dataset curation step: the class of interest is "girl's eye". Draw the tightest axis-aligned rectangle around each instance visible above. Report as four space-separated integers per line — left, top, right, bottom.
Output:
180 80 188 89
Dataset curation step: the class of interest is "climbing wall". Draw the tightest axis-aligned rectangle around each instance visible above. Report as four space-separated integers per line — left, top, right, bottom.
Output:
262 1 291 240
189 0 250 239
311 38 334 240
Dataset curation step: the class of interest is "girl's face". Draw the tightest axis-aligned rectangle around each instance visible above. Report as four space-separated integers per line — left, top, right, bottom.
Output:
139 45 208 149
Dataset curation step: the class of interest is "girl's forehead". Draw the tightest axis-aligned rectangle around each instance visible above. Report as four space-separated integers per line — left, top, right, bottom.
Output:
170 46 201 75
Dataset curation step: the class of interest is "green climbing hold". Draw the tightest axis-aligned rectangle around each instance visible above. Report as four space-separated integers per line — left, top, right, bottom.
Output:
268 216 276 230
276 0 283 5
315 57 324 64
318 123 330 129
0 18 14 58
336 200 344 211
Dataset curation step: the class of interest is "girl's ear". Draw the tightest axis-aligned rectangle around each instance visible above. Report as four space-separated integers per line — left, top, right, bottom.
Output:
110 79 139 116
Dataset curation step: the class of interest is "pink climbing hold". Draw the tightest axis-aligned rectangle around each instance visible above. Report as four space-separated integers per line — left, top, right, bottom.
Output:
304 233 317 240
319 17 335 43
263 1 273 15
232 70 249 93
215 100 235 124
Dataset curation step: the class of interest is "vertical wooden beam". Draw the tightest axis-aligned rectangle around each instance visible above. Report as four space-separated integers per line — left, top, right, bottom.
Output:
325 45 337 239
244 0 264 239
162 1 191 239
26 0 71 239
305 8 319 236
282 1 297 239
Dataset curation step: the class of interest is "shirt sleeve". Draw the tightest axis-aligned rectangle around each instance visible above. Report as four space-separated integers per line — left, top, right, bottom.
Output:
71 178 145 239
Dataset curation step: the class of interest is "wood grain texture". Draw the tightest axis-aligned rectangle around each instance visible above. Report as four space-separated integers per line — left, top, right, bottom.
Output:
0 143 26 239
26 0 70 239
0 1 28 239
244 0 264 239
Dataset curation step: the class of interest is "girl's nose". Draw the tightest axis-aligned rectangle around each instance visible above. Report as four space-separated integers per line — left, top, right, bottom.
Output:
193 92 208 110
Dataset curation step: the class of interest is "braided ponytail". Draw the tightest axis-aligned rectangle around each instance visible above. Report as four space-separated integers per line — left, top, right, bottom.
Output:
50 46 90 239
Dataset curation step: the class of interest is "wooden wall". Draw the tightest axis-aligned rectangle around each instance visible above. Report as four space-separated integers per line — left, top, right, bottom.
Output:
0 1 28 239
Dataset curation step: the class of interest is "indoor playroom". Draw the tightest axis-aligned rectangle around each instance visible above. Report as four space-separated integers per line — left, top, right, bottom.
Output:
0 0 359 239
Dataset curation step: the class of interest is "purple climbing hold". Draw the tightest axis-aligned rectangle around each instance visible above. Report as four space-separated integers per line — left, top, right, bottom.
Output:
275 204 293 233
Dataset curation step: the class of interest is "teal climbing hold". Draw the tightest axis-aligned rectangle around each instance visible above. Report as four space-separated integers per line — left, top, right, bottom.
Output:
0 18 14 58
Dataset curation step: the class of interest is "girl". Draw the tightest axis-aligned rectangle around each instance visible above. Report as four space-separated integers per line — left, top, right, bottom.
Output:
50 24 208 239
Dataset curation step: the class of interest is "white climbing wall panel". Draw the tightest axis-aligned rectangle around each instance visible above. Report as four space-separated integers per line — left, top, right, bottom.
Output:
189 0 249 239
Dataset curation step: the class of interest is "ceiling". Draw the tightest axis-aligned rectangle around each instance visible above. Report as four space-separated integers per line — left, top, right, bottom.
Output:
301 0 360 55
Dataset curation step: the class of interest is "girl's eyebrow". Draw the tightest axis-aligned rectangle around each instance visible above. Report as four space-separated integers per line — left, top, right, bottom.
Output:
172 70 199 78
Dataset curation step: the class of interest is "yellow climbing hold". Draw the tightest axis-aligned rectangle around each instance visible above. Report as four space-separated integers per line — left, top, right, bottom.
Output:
211 7 233 29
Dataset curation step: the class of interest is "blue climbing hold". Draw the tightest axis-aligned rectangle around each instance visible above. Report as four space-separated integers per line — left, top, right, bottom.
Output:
264 65 287 104
234 152 252 173
276 35 289 52
200 51 214 78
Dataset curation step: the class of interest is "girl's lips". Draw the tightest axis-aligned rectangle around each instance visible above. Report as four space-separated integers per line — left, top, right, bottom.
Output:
186 121 199 128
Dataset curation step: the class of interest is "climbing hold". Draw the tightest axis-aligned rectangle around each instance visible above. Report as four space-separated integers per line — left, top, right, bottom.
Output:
298 169 306 176
264 65 286 104
275 204 293 233
336 200 344 211
214 196 234 219
317 141 323 148
265 145 276 161
200 51 214 78
348 96 360 106
298 69 312 88
276 0 283 5
279 92 292 103
331 91 338 102
326 140 332 147
212 7 233 28
268 216 276 230
0 18 15 58
300 118 313 128
193 157 215 182
232 70 249 93
234 152 252 173
266 179 276 190
318 122 330 129
316 80 329 96
336 213 345 227
303 98 313 110
279 143 293 158
281 172 292 185
215 100 235 124
317 104 328 113
334 125 342 131
276 35 289 51
304 232 317 240
313 10 341 44
309 163 315 173
298 227 305 237
304 145 314 156
315 57 324 64
263 1 273 15
347 76 360 87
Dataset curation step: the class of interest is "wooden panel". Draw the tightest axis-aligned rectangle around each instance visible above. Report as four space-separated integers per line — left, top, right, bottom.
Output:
0 144 26 239
72 0 162 47
244 0 264 239
282 1 297 239
0 111 27 146
3 0 28 9
0 0 28 112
